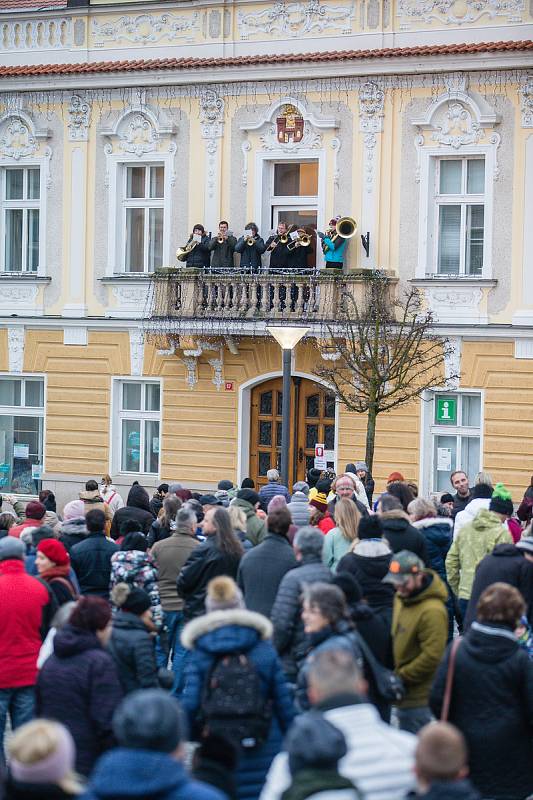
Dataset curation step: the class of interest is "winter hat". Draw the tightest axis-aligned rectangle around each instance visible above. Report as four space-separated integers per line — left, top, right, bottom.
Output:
293 481 309 496
199 494 222 507
516 536 533 555
157 483 169 494
113 689 184 753
345 463 357 474
357 515 384 540
241 478 255 489
9 721 75 786
286 712 347 775
0 536 25 561
111 583 151 616
205 576 245 612
355 462 369 473
489 483 514 516
267 495 288 513
387 472 404 484
25 501 46 521
63 500 85 521
37 539 69 567
472 482 494 500
333 572 363 604
237 488 260 506
306 468 322 488
310 493 328 513
218 480 234 491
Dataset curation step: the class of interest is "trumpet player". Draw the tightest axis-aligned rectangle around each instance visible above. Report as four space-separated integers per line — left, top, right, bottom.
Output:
184 223 210 269
288 228 314 270
318 216 346 271
265 221 290 269
209 220 237 269
235 222 266 273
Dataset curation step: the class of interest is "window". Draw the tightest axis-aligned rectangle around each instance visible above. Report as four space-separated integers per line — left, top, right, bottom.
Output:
435 158 485 276
2 167 40 272
427 391 482 494
0 377 44 494
116 381 161 474
122 165 164 273
270 160 319 268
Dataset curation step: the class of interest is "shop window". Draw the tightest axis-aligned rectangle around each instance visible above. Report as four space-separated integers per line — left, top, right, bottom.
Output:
427 391 482 494
0 377 44 494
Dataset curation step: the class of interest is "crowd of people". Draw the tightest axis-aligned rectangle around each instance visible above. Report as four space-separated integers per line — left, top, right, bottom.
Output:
0 464 532 800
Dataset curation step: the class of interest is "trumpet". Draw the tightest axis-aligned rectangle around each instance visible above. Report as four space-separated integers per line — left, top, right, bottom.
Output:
217 234 225 244
176 240 197 262
287 228 312 251
246 235 257 246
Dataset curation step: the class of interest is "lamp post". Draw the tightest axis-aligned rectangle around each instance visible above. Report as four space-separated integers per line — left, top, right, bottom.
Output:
266 326 310 487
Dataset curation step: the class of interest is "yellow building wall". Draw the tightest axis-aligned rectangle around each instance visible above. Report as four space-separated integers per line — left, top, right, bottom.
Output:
0 331 9 372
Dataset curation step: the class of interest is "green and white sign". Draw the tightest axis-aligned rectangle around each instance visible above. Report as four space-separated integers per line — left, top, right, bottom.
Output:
436 396 457 424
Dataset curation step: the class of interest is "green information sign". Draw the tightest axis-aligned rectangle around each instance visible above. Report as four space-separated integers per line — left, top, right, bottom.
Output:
436 396 457 424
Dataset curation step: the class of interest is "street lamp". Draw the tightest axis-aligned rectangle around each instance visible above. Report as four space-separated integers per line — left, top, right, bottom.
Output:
267 325 310 487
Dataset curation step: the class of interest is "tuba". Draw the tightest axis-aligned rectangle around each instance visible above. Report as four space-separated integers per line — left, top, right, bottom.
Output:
176 240 197 262
331 216 357 243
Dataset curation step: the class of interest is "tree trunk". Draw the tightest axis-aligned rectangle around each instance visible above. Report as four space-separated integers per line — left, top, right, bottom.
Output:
365 403 378 473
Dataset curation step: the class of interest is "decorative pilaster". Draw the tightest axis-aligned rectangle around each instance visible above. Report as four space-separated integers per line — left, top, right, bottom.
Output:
208 350 224 390
444 337 461 389
358 82 384 267
519 76 533 128
129 329 144 376
7 327 24 373
200 90 224 232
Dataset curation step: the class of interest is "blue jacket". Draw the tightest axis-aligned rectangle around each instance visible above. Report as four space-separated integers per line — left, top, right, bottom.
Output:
181 608 295 800
323 236 346 264
412 518 453 580
81 748 224 800
258 481 291 508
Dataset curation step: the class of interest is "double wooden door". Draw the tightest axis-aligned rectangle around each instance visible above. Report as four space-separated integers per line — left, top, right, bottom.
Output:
250 377 336 489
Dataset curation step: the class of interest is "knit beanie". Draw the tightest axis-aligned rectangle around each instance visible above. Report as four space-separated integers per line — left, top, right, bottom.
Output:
25 501 46 521
37 539 69 567
205 576 245 612
267 495 287 513
113 690 183 753
310 493 328 513
218 480 234 491
489 483 514 516
0 536 25 561
387 471 404 484
63 500 85 521
237 488 260 506
111 583 151 616
357 515 384 540
316 478 332 495
9 722 75 786
355 462 369 473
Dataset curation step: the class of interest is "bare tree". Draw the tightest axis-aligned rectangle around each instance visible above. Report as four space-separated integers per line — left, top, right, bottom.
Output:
314 273 459 473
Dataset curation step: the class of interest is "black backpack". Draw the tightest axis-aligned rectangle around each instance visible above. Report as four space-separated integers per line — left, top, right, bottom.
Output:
202 652 272 750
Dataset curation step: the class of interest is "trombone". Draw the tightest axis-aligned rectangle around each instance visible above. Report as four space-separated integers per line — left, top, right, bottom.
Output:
176 240 197 262
279 224 296 245
286 228 312 251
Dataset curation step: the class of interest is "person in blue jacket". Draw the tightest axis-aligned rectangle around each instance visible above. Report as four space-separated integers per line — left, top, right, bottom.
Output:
181 576 295 800
319 218 347 270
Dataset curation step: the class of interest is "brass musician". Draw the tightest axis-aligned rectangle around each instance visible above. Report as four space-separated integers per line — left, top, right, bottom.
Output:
234 222 266 273
209 220 237 270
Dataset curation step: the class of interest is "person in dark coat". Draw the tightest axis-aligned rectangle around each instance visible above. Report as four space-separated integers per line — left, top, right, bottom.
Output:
110 484 155 539
147 495 181 548
237 507 297 618
70 510 118 598
271 527 332 681
149 483 168 518
181 577 294 800
265 223 290 269
408 499 452 579
234 223 266 273
191 734 238 800
430 583 533 800
35 539 78 606
36 596 123 777
337 515 394 628
209 221 237 269
82 690 224 800
107 584 159 694
450 471 472 519
377 495 429 565
177 507 243 622
346 462 375 508
463 538 533 631
184 225 211 269
332 571 391 667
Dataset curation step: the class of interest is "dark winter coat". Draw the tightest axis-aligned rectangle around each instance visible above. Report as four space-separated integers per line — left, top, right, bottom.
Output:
237 534 297 618
58 517 88 551
405 779 481 800
348 600 391 668
281 769 360 800
430 622 533 799
265 237 290 269
234 236 266 271
361 473 375 507
82 748 225 800
149 493 164 518
70 533 118 598
209 234 237 268
287 242 312 270
464 544 533 630
412 517 453 579
177 537 242 621
452 491 472 518
232 498 266 545
181 608 295 800
271 555 332 680
36 624 123 776
147 518 173 548
107 611 159 694
337 548 394 627
110 485 155 539
4 776 79 800
379 510 429 565
185 235 211 269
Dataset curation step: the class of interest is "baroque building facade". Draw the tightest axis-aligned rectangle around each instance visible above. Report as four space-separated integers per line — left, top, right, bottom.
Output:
0 0 532 506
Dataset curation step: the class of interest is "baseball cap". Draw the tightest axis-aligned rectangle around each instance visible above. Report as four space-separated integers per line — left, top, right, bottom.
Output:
382 550 425 585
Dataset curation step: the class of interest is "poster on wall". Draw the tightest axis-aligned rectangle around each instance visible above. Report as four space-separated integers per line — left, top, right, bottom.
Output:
14 444 30 459
437 447 452 472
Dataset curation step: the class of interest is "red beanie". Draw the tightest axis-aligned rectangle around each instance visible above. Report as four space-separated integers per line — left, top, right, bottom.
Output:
25 501 46 520
37 538 69 567
387 472 405 484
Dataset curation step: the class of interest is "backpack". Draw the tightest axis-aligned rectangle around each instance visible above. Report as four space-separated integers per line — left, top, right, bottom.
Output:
202 652 272 750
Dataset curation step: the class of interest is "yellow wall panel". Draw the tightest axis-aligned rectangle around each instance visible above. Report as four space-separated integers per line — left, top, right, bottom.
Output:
0 330 8 372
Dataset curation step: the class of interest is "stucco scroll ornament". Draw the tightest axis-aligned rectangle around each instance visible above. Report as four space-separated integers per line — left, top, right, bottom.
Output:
92 13 199 45
68 95 91 142
444 336 461 390
397 0 523 26
7 328 24 374
118 113 159 156
208 351 224 391
181 357 198 390
359 82 384 194
0 117 38 160
241 140 251 186
200 90 224 134
519 76 533 128
431 102 483 149
238 0 354 39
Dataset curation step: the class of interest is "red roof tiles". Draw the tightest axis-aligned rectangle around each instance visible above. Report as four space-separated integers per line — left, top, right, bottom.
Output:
0 0 66 8
0 40 531 77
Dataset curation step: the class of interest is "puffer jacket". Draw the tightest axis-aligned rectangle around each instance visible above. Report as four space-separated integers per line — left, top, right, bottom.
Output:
107 611 159 694
259 481 291 508
379 510 429 565
110 485 155 539
181 608 294 800
58 517 88 551
109 549 163 630
453 498 490 538
271 555 332 680
392 570 448 708
286 492 311 529
177 537 242 621
412 517 453 579
445 509 512 600
232 498 266 546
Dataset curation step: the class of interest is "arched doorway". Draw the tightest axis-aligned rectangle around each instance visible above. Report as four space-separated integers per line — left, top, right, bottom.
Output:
249 377 336 489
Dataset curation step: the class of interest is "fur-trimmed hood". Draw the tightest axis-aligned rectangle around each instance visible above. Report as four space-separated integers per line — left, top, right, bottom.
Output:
181 608 273 651
379 508 410 522
412 517 453 530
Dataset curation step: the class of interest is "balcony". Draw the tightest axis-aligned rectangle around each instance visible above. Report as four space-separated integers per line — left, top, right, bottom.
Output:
144 267 394 340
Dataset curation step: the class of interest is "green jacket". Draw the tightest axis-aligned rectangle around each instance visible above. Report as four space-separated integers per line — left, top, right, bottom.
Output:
445 509 512 600
281 768 361 800
232 497 266 546
392 570 448 708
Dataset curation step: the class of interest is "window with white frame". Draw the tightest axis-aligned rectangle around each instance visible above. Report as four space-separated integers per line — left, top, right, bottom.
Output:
122 164 164 273
269 160 319 268
2 166 40 273
435 157 485 276
115 380 161 474
0 377 44 494
427 391 482 494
